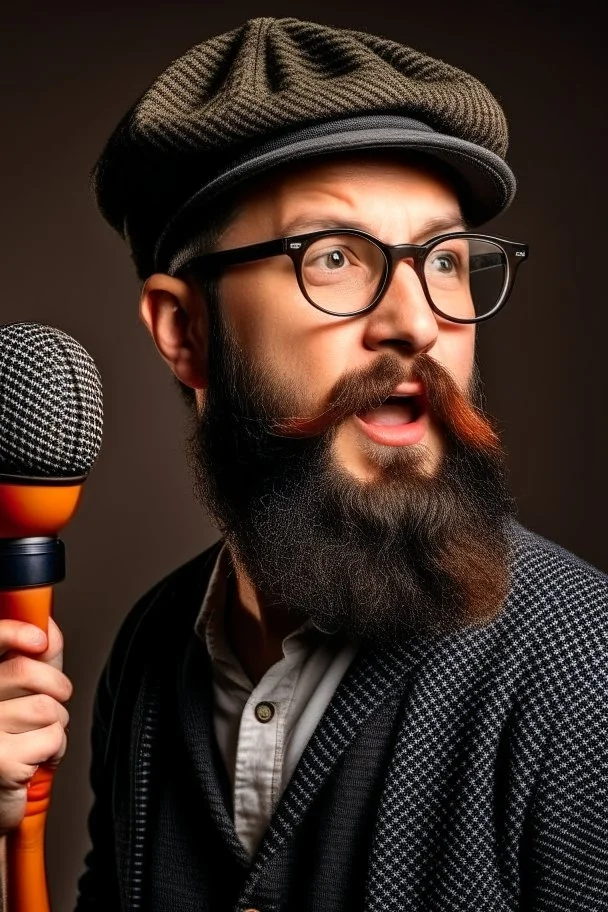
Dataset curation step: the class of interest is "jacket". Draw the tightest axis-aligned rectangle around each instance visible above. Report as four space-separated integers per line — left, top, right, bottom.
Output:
74 524 608 911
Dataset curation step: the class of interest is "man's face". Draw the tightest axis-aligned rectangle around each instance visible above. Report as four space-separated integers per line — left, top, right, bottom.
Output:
177 153 513 643
208 155 476 482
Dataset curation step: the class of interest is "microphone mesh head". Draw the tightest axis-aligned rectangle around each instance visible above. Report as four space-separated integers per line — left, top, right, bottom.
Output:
0 322 103 477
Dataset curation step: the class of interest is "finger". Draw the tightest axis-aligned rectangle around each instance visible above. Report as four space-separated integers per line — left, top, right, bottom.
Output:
0 694 69 734
0 620 48 658
0 654 72 703
0 722 68 769
36 617 64 670
0 722 68 784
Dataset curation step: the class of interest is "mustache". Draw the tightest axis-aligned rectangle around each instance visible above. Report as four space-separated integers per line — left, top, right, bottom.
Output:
271 353 501 453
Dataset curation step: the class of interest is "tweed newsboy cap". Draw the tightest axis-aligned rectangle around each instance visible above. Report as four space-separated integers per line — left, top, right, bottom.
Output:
93 17 516 278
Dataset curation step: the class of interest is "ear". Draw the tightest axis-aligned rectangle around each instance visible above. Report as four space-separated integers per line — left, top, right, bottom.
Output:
139 274 209 390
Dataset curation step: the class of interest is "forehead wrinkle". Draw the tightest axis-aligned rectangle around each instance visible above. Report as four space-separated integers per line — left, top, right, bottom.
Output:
232 157 464 245
270 181 358 236
273 164 462 240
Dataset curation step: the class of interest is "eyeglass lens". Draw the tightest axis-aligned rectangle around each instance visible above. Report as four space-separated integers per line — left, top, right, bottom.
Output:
300 234 507 319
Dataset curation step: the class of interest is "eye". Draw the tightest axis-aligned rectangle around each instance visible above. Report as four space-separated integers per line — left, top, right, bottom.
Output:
321 249 347 269
305 245 358 274
302 234 382 290
429 251 458 273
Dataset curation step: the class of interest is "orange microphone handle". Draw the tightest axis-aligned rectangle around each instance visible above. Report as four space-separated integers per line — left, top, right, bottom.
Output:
0 586 55 912
6 767 54 912
0 585 54 630
0 479 83 912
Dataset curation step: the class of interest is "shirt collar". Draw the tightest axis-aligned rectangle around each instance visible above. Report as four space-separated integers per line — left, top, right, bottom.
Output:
193 543 340 671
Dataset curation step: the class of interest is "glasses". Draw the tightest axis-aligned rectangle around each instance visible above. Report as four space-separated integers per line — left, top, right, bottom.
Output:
181 228 529 324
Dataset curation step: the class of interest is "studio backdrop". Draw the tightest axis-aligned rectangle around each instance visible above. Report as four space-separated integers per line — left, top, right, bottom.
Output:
1 1 606 909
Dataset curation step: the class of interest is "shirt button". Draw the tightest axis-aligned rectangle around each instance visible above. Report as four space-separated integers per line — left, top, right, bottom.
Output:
254 701 275 723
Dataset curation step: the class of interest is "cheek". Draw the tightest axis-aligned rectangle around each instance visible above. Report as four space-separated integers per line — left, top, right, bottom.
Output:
433 324 476 390
219 270 358 393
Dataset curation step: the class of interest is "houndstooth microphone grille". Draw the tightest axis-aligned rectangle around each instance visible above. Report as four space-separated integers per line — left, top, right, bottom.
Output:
0 322 103 478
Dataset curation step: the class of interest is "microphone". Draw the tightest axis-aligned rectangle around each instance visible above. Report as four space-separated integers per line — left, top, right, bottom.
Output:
0 322 103 912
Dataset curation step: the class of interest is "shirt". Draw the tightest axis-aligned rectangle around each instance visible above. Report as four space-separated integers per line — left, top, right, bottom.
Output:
194 545 358 857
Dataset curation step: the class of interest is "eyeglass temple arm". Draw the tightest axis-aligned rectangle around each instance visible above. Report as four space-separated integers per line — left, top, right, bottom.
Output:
187 238 285 270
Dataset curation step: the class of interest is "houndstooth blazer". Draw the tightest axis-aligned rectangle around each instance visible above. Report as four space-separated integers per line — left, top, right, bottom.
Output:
75 523 608 911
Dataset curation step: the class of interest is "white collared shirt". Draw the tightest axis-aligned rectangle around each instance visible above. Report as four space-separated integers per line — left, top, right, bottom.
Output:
194 545 359 858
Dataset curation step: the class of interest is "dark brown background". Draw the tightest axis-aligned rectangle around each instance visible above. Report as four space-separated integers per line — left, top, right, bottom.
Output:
2 1 606 908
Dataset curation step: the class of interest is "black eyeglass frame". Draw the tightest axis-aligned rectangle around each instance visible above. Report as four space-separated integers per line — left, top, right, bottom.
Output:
179 229 529 324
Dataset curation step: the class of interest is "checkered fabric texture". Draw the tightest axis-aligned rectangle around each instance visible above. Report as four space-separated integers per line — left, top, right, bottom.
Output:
76 525 608 910
237 529 608 910
0 323 103 476
93 17 510 278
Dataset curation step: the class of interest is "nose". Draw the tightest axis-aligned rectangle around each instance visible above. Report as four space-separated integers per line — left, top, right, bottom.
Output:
361 259 439 355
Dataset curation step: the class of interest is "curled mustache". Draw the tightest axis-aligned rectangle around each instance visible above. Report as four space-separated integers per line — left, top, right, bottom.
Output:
271 353 501 453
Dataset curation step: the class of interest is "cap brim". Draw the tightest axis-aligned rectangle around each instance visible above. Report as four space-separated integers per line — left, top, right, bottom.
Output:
155 115 516 273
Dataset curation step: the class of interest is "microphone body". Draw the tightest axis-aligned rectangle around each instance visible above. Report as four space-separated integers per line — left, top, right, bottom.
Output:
0 475 84 912
0 323 103 912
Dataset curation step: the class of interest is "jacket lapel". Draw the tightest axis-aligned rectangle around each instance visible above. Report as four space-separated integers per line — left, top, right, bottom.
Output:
177 631 251 867
239 641 420 899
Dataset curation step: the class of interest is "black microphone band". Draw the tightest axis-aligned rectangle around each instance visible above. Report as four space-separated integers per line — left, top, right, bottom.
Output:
0 537 66 589
0 472 86 486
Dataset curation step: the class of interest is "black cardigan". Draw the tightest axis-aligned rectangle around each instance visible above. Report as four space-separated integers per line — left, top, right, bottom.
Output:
74 525 608 911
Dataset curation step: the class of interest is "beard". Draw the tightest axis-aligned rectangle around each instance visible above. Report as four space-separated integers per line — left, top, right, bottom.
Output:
187 302 515 647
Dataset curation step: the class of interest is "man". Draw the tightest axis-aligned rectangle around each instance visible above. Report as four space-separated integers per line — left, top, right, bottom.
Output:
0 17 606 912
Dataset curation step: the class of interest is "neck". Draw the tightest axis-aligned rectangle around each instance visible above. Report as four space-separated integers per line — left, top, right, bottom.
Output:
224 545 302 685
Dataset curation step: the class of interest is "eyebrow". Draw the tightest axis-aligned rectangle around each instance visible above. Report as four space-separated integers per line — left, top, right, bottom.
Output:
280 212 469 242
413 214 470 239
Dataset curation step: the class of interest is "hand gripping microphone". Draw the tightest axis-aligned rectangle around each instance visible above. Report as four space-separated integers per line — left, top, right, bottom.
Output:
0 322 103 912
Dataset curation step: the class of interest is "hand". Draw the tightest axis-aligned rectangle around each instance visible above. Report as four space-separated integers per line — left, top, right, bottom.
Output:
0 618 72 835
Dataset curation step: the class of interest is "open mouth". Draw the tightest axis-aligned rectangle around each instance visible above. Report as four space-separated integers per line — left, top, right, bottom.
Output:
354 385 428 447
358 394 425 427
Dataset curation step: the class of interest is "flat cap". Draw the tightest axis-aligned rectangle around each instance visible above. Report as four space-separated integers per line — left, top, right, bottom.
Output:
93 17 516 277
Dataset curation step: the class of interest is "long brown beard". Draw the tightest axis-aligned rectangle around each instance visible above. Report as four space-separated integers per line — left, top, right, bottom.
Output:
188 309 515 645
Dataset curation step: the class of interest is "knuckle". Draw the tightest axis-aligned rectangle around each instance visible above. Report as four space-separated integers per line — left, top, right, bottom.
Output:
50 722 67 755
0 747 33 790
53 626 64 651
19 765 39 789
48 616 63 644
32 693 58 722
14 763 36 786
6 655 24 679
60 674 73 702
8 654 30 682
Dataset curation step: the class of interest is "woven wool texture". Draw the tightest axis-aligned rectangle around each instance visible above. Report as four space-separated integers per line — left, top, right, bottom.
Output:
93 17 511 278
0 323 103 476
76 526 608 910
